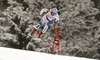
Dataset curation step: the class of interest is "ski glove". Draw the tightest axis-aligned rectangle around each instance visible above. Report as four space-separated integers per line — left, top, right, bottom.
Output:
39 14 42 16
53 22 55 26
39 14 42 19
50 22 54 27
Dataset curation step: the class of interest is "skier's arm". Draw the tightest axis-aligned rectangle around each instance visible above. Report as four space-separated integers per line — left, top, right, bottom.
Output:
53 15 59 24
40 8 50 15
51 19 59 27
54 19 59 23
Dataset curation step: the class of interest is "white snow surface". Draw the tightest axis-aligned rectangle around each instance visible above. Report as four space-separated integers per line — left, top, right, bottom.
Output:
0 47 97 60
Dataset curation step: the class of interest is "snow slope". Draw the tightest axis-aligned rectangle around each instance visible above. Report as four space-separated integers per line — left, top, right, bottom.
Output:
0 47 97 60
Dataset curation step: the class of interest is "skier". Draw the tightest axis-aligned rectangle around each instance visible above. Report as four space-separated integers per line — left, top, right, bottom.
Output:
29 8 59 38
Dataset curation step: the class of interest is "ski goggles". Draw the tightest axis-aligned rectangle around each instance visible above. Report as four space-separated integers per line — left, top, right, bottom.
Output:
51 11 56 15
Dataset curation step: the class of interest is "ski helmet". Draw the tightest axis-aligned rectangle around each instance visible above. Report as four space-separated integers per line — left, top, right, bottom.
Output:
51 8 58 15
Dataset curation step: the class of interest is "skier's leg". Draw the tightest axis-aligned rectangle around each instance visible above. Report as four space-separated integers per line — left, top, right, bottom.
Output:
42 21 51 33
30 19 44 35
35 19 44 30
30 28 36 35
38 21 51 38
38 24 48 38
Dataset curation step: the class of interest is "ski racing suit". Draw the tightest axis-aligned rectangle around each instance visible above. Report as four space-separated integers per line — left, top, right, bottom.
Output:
35 8 59 33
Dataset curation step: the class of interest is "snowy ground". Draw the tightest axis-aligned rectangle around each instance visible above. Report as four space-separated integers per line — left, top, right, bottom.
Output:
0 47 97 60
